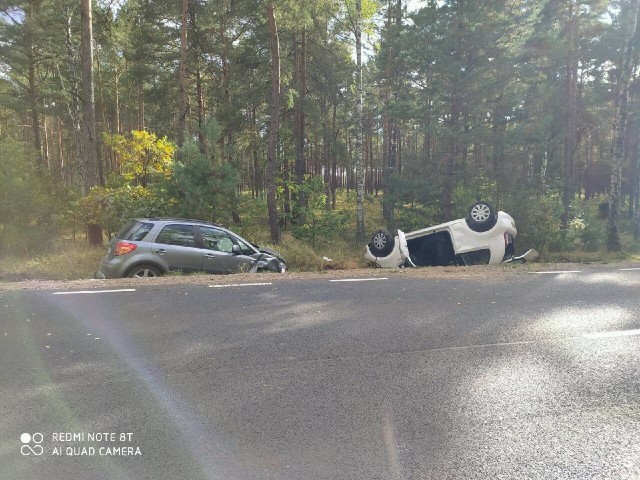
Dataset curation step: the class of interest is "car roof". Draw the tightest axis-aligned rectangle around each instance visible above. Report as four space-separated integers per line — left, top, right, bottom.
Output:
136 218 223 228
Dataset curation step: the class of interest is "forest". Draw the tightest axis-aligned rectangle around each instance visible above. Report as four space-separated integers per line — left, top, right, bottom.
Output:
1 0 640 279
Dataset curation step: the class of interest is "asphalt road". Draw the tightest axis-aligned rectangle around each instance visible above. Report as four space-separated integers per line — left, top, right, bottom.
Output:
2 266 640 479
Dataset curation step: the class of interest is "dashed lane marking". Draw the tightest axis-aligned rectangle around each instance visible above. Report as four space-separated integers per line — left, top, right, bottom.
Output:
209 283 273 288
583 329 640 339
52 289 137 295
329 278 389 282
529 270 581 274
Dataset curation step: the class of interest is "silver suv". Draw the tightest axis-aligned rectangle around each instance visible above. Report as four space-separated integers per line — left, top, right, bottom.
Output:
96 218 286 278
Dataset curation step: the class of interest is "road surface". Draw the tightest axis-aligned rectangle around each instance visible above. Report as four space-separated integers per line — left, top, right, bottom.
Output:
1 266 640 479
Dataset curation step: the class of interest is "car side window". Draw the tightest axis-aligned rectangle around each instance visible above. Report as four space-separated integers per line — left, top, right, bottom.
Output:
155 224 196 247
460 249 491 266
126 222 154 241
199 226 234 253
234 237 255 255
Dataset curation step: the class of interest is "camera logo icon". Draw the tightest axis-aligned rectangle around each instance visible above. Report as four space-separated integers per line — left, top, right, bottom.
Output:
20 433 43 456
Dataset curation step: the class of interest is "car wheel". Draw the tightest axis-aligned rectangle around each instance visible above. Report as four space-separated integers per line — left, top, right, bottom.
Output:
126 264 161 278
465 201 498 232
369 230 394 257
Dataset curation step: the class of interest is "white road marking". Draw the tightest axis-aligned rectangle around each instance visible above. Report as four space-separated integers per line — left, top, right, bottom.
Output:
209 283 272 288
529 270 581 274
619 267 640 271
52 289 136 295
583 329 640 339
329 277 389 282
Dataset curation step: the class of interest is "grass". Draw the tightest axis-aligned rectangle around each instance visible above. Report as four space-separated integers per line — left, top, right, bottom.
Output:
265 234 367 272
0 242 105 281
537 250 633 264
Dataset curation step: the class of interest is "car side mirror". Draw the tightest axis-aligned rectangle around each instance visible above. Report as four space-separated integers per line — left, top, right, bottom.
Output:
232 244 241 255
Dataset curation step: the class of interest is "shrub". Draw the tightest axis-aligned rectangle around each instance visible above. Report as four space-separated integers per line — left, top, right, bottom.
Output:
291 176 348 248
503 190 563 253
79 185 176 238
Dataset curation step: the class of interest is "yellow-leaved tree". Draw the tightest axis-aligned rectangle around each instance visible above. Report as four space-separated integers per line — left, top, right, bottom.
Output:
103 130 175 187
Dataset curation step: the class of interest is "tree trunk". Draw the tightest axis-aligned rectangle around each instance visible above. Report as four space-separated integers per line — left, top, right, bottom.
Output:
608 0 640 251
266 2 281 244
138 84 145 130
331 99 338 209
635 132 640 239
81 0 102 246
57 116 65 182
355 0 365 242
442 0 464 222
27 0 43 170
95 45 107 185
562 1 578 229
293 29 307 224
196 61 205 153
177 0 189 147
64 11 82 183
43 115 50 171
382 0 395 230
114 66 121 135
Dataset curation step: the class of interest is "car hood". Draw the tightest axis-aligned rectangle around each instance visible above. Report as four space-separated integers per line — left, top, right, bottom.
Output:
256 246 283 259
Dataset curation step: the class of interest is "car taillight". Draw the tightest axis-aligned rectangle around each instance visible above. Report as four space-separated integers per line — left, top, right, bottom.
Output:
504 233 513 247
114 241 137 256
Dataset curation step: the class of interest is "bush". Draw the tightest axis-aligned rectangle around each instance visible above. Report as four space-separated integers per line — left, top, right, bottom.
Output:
503 190 563 253
79 185 176 238
291 176 348 248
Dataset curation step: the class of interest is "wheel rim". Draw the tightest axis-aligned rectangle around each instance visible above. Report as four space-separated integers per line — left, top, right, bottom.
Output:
132 268 157 278
373 232 387 249
471 204 491 222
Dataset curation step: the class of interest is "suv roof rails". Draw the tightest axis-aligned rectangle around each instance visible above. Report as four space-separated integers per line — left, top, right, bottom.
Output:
141 217 222 227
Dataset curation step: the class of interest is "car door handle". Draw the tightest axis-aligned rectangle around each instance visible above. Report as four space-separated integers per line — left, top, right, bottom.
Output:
153 248 167 255
204 254 216 259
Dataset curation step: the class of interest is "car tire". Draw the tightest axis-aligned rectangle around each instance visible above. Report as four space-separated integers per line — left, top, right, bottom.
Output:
465 201 498 232
126 264 161 278
369 230 395 257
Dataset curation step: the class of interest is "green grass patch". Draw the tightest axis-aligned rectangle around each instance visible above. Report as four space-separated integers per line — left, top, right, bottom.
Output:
264 234 367 272
537 250 634 264
0 242 105 281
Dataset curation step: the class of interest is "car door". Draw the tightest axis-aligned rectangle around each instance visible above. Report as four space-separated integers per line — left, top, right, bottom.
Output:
198 226 255 273
151 223 202 273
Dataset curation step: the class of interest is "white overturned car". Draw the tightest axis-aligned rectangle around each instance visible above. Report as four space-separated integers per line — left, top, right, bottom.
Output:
365 201 537 268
